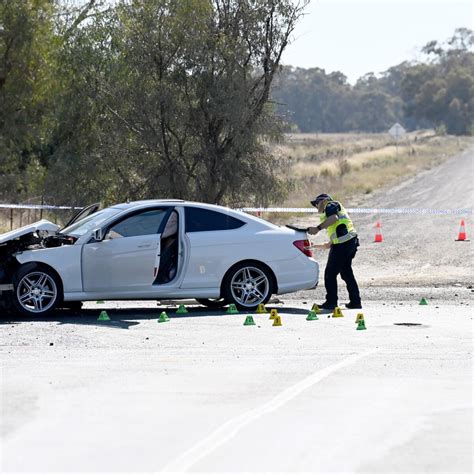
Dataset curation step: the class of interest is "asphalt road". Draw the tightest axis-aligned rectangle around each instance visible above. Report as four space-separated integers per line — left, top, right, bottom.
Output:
1 144 473 473
0 300 472 472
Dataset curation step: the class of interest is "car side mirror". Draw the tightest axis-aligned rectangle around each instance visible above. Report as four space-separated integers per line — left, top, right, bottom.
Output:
92 228 104 242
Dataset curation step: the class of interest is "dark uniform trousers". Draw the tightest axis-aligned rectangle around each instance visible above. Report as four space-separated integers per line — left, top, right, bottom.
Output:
324 236 361 306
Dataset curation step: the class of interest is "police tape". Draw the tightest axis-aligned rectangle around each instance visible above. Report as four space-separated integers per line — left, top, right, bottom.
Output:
240 207 473 215
0 203 79 210
1 203 472 216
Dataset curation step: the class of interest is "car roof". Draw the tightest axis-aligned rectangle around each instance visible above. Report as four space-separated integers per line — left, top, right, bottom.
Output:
111 199 185 210
112 199 235 212
109 200 279 229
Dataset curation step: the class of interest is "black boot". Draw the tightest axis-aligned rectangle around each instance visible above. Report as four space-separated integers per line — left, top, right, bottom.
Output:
345 301 362 309
319 301 337 310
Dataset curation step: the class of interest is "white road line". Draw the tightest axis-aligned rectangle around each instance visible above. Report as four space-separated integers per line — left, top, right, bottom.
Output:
160 348 379 473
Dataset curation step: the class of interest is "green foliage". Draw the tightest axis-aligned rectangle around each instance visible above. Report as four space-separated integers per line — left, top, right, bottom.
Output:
401 28 474 135
0 0 57 200
272 66 408 133
45 0 306 206
0 0 307 206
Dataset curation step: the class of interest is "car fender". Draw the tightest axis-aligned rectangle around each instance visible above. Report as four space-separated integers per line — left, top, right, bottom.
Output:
15 245 84 292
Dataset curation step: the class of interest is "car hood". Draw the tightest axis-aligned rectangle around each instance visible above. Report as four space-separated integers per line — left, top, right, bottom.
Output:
0 220 60 245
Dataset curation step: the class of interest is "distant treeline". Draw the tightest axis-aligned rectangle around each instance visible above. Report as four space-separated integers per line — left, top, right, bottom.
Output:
272 28 474 135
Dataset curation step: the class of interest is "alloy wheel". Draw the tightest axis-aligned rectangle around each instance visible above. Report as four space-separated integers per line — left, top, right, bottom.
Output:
230 266 270 307
16 271 58 314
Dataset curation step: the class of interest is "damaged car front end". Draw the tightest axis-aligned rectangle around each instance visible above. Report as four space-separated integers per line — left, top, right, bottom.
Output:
0 220 65 310
0 204 99 315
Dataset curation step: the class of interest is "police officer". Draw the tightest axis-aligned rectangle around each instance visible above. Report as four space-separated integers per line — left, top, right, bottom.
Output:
308 193 362 310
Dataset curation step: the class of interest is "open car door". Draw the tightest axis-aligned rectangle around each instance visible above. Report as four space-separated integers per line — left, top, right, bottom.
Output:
61 203 100 230
81 207 179 294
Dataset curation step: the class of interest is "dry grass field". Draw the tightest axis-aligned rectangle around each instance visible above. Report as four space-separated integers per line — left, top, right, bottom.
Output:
274 131 471 209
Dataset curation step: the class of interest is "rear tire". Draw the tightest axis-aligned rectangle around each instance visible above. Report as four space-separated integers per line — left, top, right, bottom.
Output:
222 261 273 311
12 264 62 317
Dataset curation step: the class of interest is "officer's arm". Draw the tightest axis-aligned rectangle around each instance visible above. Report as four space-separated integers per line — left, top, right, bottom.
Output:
307 214 338 234
318 214 338 230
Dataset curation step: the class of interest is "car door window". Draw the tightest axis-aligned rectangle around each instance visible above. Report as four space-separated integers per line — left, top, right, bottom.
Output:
185 207 245 232
105 209 169 239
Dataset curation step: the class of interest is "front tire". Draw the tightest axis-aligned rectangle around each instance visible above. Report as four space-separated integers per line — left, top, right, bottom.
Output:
12 264 62 317
222 262 273 311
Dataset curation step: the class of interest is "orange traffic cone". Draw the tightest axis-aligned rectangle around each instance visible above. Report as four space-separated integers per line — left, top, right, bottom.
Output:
374 221 383 243
455 219 469 241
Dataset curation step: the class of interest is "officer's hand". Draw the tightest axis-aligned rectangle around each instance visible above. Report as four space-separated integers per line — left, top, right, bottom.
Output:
307 226 319 235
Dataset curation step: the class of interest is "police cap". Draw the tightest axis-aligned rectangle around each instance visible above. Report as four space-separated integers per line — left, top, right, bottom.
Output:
310 193 332 207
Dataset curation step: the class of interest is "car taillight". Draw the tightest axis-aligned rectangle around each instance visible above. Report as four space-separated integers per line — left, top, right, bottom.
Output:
293 239 313 257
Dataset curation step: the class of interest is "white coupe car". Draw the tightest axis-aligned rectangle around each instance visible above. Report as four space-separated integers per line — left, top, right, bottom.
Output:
0 200 318 316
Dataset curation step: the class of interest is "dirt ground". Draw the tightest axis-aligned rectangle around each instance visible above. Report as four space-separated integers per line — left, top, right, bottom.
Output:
290 141 474 290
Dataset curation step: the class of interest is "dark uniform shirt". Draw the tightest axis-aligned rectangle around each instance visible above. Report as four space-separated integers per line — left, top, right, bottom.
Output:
324 201 340 217
324 201 349 238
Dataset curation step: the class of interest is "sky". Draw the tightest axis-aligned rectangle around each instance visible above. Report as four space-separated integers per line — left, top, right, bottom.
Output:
282 0 473 83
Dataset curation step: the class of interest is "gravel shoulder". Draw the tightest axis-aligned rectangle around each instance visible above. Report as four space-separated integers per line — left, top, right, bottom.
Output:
289 142 474 295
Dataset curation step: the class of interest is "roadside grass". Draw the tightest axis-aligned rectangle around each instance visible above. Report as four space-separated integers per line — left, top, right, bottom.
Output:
278 132 471 209
275 132 391 165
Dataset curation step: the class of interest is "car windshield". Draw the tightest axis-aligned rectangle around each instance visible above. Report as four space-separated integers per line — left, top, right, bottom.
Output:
60 208 123 237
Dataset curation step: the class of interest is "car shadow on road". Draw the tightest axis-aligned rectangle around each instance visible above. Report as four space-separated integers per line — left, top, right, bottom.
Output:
1 305 235 327
0 305 318 327
0 312 142 329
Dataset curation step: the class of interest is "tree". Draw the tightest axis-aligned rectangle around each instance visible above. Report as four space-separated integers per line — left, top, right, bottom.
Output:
44 0 308 206
41 1 118 206
272 66 406 133
401 28 474 135
0 0 106 203
272 66 355 132
0 0 56 200
273 29 473 135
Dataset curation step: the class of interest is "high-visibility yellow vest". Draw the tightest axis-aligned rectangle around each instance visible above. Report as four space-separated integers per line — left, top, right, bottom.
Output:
320 201 357 244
